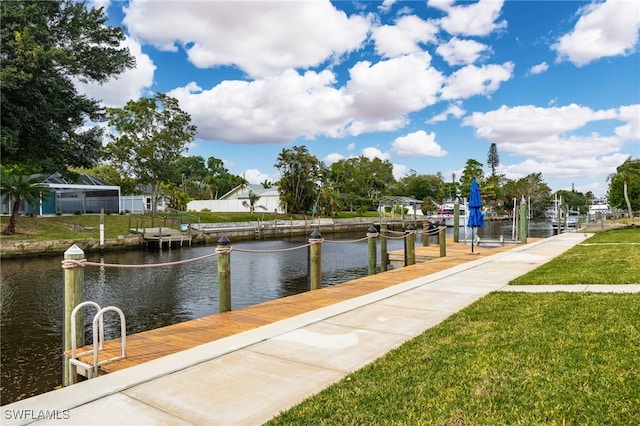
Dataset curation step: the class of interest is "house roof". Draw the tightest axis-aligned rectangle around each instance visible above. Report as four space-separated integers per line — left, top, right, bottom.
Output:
34 172 119 191
220 184 279 200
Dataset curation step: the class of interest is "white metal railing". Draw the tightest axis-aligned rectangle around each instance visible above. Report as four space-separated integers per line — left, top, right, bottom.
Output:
68 302 126 384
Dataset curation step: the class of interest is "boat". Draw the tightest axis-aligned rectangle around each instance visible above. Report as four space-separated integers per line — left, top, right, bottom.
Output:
587 199 611 222
428 198 468 227
551 209 579 229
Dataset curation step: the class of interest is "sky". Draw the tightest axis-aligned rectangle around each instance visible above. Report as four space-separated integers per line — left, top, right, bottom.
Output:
77 0 640 198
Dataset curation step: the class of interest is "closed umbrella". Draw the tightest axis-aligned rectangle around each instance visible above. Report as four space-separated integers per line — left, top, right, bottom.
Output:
467 178 485 253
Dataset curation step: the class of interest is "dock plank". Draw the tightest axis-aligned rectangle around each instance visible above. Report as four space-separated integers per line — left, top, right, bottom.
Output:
70 239 528 375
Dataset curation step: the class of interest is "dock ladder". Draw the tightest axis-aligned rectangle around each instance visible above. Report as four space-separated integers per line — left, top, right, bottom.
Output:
68 301 127 384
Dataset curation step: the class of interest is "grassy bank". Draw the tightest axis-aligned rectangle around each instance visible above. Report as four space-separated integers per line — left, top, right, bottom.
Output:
511 227 640 284
0 211 381 242
267 228 640 425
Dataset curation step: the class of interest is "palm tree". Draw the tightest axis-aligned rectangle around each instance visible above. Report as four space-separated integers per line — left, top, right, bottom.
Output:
1 170 49 235
608 157 640 223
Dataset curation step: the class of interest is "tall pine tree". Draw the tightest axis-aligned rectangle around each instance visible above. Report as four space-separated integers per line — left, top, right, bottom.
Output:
487 143 500 176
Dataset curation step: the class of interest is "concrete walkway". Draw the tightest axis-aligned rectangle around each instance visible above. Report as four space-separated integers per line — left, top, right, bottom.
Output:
3 233 639 425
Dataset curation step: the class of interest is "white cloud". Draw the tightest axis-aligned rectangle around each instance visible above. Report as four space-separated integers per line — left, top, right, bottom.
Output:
428 103 467 123
527 62 549 76
440 62 514 100
392 163 411 180
346 143 356 151
431 0 507 37
379 0 396 13
73 36 155 107
462 104 633 183
436 37 490 66
361 147 391 161
324 153 346 164
242 169 274 185
123 0 371 78
553 0 640 66
615 104 640 141
391 130 447 157
347 53 444 118
168 69 352 143
168 53 447 144
372 15 439 58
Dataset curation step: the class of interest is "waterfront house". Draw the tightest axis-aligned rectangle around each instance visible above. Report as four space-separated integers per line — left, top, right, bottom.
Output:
0 172 120 215
187 184 284 213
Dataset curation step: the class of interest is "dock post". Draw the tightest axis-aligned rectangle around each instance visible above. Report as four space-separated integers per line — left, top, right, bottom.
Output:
405 224 416 266
309 230 322 290
519 196 528 244
453 203 460 242
367 225 378 275
217 236 231 312
63 244 85 387
439 227 446 257
380 224 388 272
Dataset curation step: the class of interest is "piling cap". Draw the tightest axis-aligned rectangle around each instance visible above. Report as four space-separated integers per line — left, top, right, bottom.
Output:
367 224 378 233
217 235 231 245
309 230 322 238
406 224 416 231
64 244 84 256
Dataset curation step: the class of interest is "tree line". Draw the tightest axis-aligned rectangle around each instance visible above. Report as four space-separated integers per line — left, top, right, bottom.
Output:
1 1 638 236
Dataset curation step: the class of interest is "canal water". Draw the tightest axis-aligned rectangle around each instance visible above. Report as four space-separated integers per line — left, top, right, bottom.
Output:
0 221 553 405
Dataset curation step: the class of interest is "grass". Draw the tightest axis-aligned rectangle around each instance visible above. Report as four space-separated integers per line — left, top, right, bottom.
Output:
0 210 383 241
266 227 640 425
510 227 640 284
267 292 640 425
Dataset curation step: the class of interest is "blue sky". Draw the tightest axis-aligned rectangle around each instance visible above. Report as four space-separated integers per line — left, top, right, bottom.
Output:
77 0 640 197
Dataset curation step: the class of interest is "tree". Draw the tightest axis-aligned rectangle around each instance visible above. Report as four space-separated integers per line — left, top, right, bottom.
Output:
329 156 395 202
487 143 500 176
275 146 323 213
0 168 49 235
1 1 135 173
106 93 197 220
503 173 551 217
608 157 640 220
460 159 485 197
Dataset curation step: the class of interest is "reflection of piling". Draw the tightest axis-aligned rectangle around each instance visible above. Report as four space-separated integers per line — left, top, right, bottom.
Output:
367 225 378 275
63 244 85 387
309 231 322 290
217 236 231 312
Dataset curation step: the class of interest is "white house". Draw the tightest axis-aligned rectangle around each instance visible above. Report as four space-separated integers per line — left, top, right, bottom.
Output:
187 184 284 213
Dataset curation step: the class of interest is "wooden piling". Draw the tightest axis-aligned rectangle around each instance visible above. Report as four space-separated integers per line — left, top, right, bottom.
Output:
63 244 85 387
519 197 528 244
439 227 446 257
309 230 322 290
367 225 378 275
405 225 415 266
380 224 388 272
217 236 231 312
453 203 460 242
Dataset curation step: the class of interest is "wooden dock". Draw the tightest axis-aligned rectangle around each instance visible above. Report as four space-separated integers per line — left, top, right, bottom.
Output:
69 239 526 376
129 227 192 248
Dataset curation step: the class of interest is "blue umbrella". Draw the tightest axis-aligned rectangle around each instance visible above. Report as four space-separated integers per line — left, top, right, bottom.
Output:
467 178 485 252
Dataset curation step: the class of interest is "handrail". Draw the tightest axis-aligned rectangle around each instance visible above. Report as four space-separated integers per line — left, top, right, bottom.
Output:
92 306 127 378
70 301 103 358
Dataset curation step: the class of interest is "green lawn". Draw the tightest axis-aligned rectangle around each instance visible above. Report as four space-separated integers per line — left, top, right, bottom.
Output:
267 228 640 425
511 227 640 284
0 211 381 241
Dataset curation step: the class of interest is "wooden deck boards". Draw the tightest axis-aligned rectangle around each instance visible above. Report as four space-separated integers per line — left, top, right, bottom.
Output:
71 239 527 375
